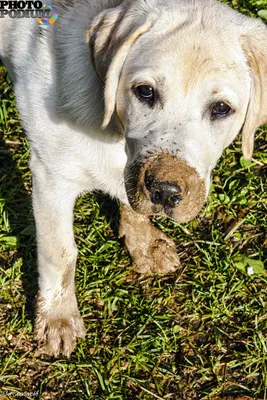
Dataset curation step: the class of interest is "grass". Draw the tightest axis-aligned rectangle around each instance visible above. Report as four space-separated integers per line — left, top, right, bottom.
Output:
0 1 267 399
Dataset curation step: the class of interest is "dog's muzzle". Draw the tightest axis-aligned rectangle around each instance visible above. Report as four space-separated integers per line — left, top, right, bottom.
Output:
125 153 206 223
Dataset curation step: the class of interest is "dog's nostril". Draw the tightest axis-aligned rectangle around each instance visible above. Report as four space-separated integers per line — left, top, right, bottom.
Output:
161 183 182 208
165 194 182 208
151 190 163 205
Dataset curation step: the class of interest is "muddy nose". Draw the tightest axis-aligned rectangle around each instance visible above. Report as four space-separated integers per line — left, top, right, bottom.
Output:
144 172 182 208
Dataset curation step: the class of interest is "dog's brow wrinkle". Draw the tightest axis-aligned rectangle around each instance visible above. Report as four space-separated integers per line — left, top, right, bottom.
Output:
157 17 192 43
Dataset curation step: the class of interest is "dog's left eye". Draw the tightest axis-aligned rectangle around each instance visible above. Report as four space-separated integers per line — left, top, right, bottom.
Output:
211 102 232 118
134 85 155 107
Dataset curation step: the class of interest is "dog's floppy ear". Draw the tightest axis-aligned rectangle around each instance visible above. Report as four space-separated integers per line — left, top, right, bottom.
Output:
86 3 156 129
241 21 267 160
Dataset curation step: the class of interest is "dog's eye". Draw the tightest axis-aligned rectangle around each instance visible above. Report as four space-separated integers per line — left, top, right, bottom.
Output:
134 85 155 107
211 102 232 118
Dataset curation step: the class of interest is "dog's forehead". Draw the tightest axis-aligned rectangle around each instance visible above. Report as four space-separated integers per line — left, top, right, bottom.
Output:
161 32 248 96
125 5 250 94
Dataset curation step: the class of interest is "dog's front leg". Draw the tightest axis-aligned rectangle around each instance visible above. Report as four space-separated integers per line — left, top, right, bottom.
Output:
119 204 180 274
31 158 86 357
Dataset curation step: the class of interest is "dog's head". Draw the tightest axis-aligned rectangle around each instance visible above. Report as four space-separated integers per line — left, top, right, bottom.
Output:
88 0 267 223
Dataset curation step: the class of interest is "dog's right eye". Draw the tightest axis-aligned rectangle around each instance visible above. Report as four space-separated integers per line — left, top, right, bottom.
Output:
134 85 155 107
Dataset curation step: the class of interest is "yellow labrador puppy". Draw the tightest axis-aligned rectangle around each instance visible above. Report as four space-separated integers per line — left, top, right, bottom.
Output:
0 0 266 357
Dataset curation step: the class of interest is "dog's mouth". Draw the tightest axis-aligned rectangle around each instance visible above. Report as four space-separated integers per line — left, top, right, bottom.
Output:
124 153 206 223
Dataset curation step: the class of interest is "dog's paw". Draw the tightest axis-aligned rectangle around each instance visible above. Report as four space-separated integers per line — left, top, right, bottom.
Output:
119 205 180 274
131 231 180 274
35 298 86 358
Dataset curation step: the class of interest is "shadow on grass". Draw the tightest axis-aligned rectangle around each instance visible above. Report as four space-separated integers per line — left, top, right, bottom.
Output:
0 66 38 325
94 192 121 237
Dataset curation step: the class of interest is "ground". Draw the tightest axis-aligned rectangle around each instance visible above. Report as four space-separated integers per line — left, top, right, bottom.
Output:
0 1 267 399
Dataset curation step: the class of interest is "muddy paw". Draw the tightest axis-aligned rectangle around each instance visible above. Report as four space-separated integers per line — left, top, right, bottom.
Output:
131 231 180 274
119 205 180 275
35 297 86 358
